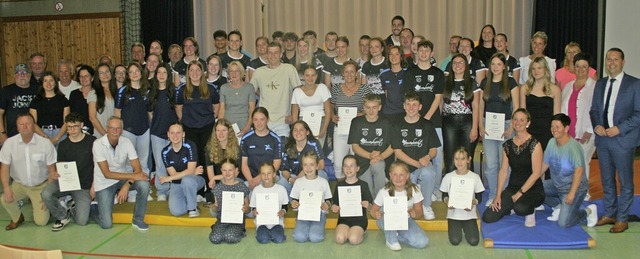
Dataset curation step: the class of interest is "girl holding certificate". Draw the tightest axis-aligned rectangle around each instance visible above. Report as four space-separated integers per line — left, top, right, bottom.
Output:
331 155 373 245
290 152 332 243
250 162 289 244
209 159 251 244
370 161 428 251
478 53 519 206
440 147 484 246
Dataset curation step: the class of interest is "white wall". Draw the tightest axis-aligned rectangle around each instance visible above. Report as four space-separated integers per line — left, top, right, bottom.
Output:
604 0 640 77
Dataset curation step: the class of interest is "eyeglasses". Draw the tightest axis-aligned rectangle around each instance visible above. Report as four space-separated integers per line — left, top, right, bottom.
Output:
67 125 81 130
452 61 466 66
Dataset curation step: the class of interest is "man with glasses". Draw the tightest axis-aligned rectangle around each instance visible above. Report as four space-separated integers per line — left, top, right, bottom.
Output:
41 113 96 231
29 53 47 88
0 64 39 145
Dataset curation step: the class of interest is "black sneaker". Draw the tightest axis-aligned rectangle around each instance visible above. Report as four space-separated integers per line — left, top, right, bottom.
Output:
52 214 71 232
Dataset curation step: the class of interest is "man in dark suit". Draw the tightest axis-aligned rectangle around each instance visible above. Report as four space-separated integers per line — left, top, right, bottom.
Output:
589 48 640 233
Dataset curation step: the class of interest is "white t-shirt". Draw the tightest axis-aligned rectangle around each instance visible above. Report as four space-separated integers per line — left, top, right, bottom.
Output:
440 171 485 220
59 81 81 100
250 183 289 229
290 175 332 201
373 186 424 211
290 83 331 116
250 63 301 126
92 135 138 191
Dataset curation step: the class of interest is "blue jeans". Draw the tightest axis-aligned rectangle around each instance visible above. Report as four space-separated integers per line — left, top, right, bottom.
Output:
168 175 205 216
92 180 149 229
293 213 327 243
411 165 437 207
41 181 91 225
544 179 588 228
359 161 387 196
277 170 328 196
42 127 66 146
256 225 286 244
482 119 511 201
150 135 170 195
377 216 428 248
121 129 151 174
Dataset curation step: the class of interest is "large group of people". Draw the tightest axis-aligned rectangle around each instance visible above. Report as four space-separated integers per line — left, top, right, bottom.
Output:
0 14 638 251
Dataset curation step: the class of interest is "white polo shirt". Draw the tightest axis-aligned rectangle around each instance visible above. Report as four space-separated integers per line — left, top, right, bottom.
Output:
0 134 56 187
92 135 138 192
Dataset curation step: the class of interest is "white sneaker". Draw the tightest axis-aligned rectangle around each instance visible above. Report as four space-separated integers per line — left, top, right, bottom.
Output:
188 208 200 218
157 194 167 202
147 194 154 201
485 198 494 207
584 193 591 201
386 241 402 251
547 205 561 221
535 204 545 211
424 206 435 220
196 195 205 203
525 211 536 227
586 204 598 227
431 193 437 202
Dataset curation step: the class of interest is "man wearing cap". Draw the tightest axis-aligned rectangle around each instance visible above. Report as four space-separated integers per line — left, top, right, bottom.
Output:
29 53 47 88
0 64 39 144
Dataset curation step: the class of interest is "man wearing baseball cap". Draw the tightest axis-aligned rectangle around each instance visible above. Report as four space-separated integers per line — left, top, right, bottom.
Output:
0 63 39 145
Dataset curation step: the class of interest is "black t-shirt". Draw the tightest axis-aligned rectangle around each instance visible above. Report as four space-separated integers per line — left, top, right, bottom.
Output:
219 52 251 78
115 87 149 136
348 116 392 174
69 89 93 135
29 94 70 128
332 179 373 230
401 65 445 127
173 58 207 76
281 139 325 177
162 139 199 184
445 57 486 83
247 57 268 72
480 77 518 120
150 89 178 139
57 134 96 189
0 83 38 136
379 68 406 116
360 59 389 95
391 118 441 172
473 45 497 65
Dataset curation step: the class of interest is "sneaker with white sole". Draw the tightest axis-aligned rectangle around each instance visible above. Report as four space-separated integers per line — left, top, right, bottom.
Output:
147 194 154 201
386 241 402 251
586 204 598 227
196 195 205 203
132 221 149 231
424 206 435 220
547 205 561 221
52 214 71 232
535 204 545 211
188 208 200 218
127 196 136 203
157 194 167 202
525 211 536 227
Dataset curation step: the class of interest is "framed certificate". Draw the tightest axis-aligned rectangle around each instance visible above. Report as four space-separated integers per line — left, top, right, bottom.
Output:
338 186 362 217
485 112 506 141
297 190 322 221
56 162 81 192
383 197 408 230
221 191 244 224
255 193 280 226
448 176 475 210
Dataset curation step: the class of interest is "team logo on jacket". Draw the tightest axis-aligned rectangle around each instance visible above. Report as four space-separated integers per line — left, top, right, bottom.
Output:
362 128 369 136
401 129 408 137
265 145 272 151
376 128 382 136
428 75 434 82
415 129 422 137
416 76 422 83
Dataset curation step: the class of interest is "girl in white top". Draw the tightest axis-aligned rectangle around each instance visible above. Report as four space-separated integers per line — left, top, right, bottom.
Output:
440 147 485 246
291 65 332 146
250 162 289 244
370 160 429 251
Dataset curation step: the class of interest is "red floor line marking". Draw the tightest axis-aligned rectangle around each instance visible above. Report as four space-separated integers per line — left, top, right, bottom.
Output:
1 244 215 259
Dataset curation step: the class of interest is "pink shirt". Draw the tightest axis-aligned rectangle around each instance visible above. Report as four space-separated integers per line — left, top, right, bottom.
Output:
555 67 597 90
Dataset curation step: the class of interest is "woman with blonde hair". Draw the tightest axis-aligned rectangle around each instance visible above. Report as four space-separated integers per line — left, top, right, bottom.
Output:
205 118 241 189
519 31 556 84
555 42 597 90
218 61 255 135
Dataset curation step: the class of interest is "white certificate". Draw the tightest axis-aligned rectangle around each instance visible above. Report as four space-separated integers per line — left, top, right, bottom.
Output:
383 197 408 231
485 112 506 140
336 107 357 135
221 191 245 224
231 123 242 144
338 186 363 217
255 193 280 226
448 176 475 210
297 190 322 221
300 110 322 136
56 162 81 192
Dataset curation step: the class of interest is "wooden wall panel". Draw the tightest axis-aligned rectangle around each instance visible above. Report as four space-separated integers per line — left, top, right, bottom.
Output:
1 13 123 86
